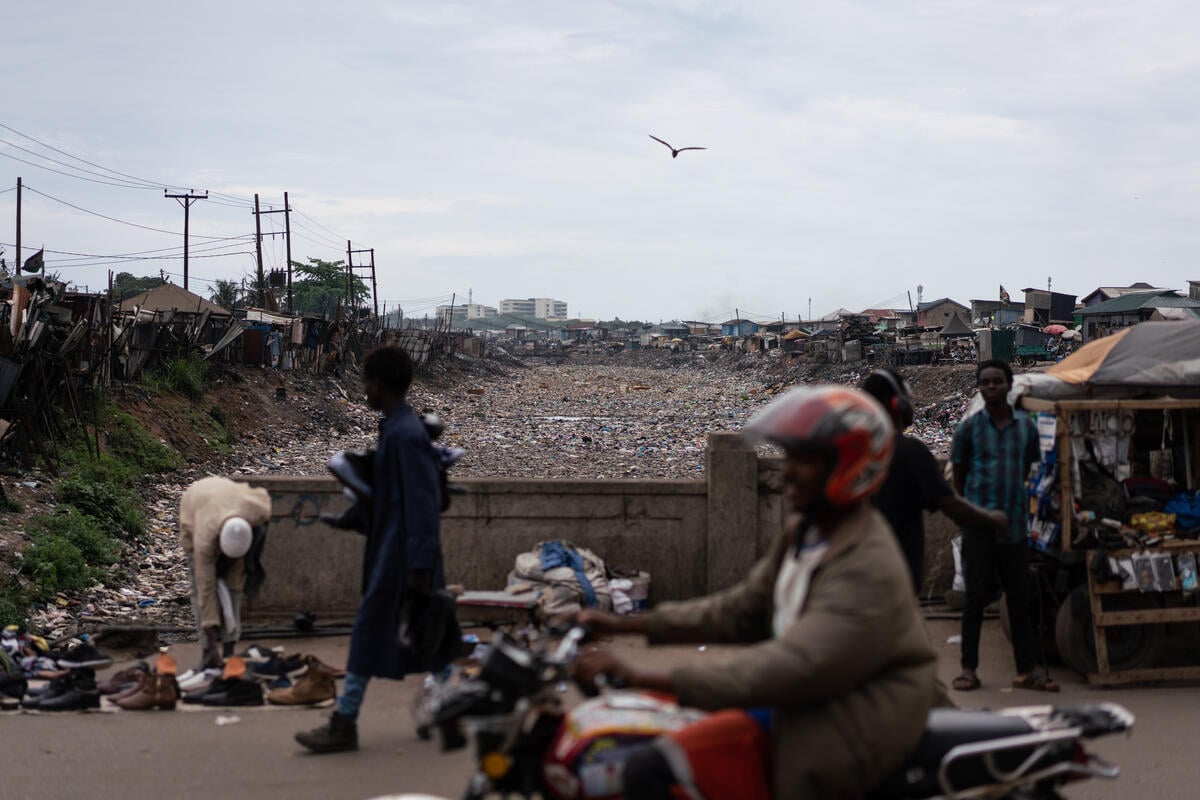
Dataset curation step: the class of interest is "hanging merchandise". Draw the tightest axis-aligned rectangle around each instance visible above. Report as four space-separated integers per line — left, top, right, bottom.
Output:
1132 553 1157 593
1150 553 1177 592
1177 553 1198 596
1087 408 1135 481
1149 410 1175 482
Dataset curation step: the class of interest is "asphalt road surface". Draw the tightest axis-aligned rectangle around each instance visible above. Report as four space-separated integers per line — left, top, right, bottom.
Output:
4 619 1191 800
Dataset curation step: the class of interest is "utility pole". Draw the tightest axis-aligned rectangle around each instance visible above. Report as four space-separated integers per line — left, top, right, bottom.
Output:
346 244 378 318
14 177 21 273
254 194 265 307
252 193 293 311
164 189 208 291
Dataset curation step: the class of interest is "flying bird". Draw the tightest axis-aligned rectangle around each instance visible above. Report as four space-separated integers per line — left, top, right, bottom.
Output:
649 134 707 158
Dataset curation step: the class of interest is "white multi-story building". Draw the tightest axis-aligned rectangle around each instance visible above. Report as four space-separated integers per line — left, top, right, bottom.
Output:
500 297 568 319
465 304 498 319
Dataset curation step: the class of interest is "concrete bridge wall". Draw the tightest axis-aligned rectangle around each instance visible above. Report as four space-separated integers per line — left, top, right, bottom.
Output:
239 432 955 622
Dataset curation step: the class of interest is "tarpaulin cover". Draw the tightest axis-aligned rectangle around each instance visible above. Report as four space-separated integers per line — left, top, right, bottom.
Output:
1047 321 1200 388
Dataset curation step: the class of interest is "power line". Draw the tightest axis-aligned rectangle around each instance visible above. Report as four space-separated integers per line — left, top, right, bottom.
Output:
291 206 348 244
22 185 246 241
0 135 164 189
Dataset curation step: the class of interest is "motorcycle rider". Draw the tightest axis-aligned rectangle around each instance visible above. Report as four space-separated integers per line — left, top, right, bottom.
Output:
574 386 938 800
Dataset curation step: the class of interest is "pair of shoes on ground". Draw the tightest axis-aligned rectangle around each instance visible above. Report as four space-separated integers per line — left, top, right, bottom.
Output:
267 656 337 706
56 639 113 670
182 657 263 707
952 668 1060 693
21 669 101 711
110 651 179 711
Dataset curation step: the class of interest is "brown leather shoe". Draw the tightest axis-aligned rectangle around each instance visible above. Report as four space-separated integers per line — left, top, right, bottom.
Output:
98 663 149 696
267 657 336 706
108 670 150 702
114 674 177 711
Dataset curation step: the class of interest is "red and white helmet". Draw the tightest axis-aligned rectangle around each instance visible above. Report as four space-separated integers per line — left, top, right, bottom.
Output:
744 385 894 506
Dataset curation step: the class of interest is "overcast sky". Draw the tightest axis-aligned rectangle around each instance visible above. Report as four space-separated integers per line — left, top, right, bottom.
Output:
3 1 1198 323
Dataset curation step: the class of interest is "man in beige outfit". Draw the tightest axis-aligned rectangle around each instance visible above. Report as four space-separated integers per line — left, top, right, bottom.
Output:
575 387 937 800
179 476 272 671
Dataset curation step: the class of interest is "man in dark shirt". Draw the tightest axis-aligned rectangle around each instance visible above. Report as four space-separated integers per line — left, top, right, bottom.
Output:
862 368 1007 594
296 345 446 753
949 360 1055 693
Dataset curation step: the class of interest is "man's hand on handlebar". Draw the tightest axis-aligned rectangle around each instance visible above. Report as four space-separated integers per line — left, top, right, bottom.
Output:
561 609 650 637
572 646 675 696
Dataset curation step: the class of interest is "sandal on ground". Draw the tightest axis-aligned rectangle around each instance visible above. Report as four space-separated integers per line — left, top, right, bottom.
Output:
1012 671 1060 693
951 671 981 691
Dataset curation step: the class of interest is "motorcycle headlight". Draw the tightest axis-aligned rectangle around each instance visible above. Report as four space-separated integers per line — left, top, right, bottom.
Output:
482 751 512 779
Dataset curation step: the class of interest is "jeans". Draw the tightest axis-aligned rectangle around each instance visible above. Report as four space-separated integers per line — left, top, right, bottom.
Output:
960 532 1035 674
336 671 369 718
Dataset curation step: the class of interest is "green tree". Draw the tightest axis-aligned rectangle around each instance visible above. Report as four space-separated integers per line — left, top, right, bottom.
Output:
289 258 369 315
113 272 165 300
209 279 243 311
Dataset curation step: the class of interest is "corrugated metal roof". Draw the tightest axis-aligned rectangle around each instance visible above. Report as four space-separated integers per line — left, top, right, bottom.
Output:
1076 290 1200 315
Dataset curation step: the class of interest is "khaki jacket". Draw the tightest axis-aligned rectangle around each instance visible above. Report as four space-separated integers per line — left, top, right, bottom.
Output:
179 476 272 630
643 505 936 799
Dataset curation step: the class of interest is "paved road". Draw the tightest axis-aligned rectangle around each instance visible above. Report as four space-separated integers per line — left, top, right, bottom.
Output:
4 619 1191 800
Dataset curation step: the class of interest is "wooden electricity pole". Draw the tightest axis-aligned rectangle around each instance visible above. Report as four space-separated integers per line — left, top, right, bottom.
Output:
252 193 293 311
346 244 378 318
164 189 208 290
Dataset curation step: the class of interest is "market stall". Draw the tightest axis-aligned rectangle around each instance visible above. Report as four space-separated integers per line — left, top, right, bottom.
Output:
1015 321 1200 686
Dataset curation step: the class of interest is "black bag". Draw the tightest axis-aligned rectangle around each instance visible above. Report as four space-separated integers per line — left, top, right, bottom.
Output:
1079 459 1127 521
398 589 462 675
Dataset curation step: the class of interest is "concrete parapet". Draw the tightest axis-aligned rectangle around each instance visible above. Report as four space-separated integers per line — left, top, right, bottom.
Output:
236 437 958 622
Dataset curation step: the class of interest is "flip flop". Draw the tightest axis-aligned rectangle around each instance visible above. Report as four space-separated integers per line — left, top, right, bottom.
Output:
1012 672 1060 693
952 671 981 691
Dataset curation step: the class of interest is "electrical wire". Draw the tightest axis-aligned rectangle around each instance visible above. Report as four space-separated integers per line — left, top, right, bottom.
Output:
0 135 167 190
292 206 348 245
23 185 247 241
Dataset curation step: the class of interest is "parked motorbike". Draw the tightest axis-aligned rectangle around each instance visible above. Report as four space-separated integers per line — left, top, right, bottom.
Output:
386 626 1134 800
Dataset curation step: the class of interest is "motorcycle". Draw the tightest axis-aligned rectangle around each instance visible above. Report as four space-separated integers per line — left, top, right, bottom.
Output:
387 625 1134 800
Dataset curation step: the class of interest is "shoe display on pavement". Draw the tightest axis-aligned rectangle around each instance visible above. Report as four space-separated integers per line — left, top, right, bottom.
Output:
26 670 100 711
238 644 280 664
296 712 358 753
114 673 177 711
56 640 113 669
21 671 78 709
182 677 237 705
200 678 264 707
268 657 336 706
98 662 149 695
177 668 222 693
250 653 307 682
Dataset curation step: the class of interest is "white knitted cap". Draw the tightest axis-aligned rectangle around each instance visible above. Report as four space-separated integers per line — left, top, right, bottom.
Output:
218 517 253 558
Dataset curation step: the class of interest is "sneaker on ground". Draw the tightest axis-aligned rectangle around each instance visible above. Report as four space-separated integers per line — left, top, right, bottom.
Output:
177 668 222 693
250 654 307 682
57 641 113 669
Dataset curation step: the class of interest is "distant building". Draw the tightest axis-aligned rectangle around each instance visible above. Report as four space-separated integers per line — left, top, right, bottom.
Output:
721 319 758 337
860 308 903 331
499 297 568 319
435 304 469 327
1021 289 1077 326
464 304 497 319
1076 289 1200 341
916 298 970 328
1189 280 1200 302
1079 282 1166 307
970 299 1024 327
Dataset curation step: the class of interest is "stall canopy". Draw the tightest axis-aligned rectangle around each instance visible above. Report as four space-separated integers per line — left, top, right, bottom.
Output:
1046 320 1200 390
938 313 974 338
